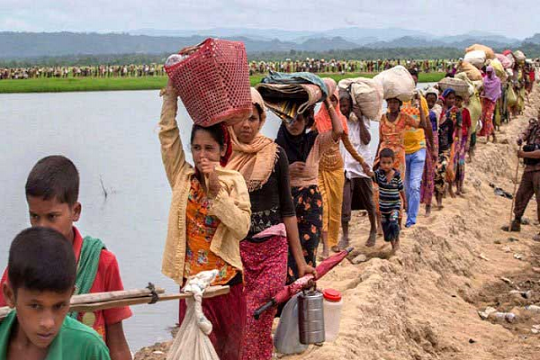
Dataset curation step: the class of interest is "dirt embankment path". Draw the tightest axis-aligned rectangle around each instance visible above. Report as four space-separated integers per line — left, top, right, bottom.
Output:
136 86 540 360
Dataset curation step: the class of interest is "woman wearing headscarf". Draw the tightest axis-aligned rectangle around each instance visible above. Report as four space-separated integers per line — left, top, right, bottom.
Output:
478 66 502 143
227 88 315 360
158 81 251 360
276 78 344 284
315 79 371 255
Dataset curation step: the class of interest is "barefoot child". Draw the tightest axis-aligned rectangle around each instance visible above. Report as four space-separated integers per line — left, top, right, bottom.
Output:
372 148 407 252
0 156 132 360
0 227 111 359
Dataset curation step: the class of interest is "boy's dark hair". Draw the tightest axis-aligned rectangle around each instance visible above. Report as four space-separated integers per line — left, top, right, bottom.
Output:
8 227 76 294
380 148 395 160
25 155 79 206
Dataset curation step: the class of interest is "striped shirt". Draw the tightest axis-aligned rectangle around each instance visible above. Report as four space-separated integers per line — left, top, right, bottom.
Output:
374 168 403 214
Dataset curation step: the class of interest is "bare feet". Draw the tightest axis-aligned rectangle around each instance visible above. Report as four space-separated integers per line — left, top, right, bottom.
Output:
425 205 432 217
365 232 377 247
321 248 330 259
336 237 349 252
391 237 400 253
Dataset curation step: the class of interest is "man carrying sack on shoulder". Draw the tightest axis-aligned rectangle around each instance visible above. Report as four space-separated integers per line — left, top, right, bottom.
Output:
504 117 540 241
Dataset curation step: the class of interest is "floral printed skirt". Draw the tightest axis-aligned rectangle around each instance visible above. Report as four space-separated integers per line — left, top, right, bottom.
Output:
287 185 323 284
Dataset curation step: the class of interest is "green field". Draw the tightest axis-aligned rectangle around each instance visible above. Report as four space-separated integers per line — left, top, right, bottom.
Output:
0 73 446 94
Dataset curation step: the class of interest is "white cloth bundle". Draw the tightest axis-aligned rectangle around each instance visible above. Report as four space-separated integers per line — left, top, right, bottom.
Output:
373 65 416 102
167 270 220 360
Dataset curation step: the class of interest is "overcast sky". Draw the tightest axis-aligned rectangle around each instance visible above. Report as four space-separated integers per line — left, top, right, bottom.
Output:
0 0 537 39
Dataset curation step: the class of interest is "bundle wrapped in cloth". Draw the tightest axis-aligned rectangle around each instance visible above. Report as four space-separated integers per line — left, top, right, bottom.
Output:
256 71 328 124
488 59 507 82
457 60 483 81
164 38 252 127
465 44 495 60
496 53 514 69
373 65 416 102
464 50 487 69
338 77 384 120
438 77 470 98
513 50 526 63
454 73 476 96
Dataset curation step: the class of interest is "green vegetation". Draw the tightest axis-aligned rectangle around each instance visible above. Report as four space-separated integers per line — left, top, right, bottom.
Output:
0 76 167 93
0 73 445 94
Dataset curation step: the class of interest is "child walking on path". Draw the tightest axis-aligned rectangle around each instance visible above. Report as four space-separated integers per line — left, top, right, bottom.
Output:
373 148 407 252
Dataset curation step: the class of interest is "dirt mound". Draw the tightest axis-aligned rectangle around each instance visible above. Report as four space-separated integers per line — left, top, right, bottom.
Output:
135 88 540 360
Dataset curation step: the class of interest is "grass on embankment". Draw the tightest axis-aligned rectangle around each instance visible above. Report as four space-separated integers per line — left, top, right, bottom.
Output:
0 73 445 94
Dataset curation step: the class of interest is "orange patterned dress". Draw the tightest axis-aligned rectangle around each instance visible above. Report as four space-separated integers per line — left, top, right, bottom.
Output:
374 112 419 218
377 112 419 175
184 177 238 286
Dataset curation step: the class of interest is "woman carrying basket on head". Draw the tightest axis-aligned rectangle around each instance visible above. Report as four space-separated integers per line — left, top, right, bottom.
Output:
158 80 251 360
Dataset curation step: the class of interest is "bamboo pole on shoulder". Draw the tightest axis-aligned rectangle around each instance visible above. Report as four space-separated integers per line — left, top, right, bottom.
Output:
0 285 229 322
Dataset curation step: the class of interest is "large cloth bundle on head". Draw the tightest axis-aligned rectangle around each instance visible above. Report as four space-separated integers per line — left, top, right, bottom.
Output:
454 73 477 96
338 77 384 120
164 38 252 127
488 59 507 82
438 77 470 98
513 50 526 63
255 71 328 124
465 44 495 60
496 53 514 69
464 50 487 69
457 60 483 81
373 65 416 102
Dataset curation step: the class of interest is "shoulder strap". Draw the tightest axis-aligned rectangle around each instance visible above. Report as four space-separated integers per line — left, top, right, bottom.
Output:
69 237 106 320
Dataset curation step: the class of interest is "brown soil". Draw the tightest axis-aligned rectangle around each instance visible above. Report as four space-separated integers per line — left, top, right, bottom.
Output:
135 87 540 360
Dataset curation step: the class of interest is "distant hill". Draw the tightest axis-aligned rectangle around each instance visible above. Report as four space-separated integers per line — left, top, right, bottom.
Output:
129 27 432 43
0 30 532 60
364 36 518 51
0 32 378 59
524 33 540 44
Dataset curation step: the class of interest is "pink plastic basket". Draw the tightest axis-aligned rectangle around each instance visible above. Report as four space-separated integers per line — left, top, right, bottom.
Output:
165 38 252 127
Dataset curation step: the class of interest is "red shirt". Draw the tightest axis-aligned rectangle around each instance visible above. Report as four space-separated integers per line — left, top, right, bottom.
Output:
461 108 472 137
0 227 132 340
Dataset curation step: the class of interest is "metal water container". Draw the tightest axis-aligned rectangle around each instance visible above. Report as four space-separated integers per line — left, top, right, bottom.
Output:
298 289 325 344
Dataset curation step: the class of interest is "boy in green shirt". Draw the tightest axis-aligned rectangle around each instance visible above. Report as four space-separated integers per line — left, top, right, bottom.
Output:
0 227 110 360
